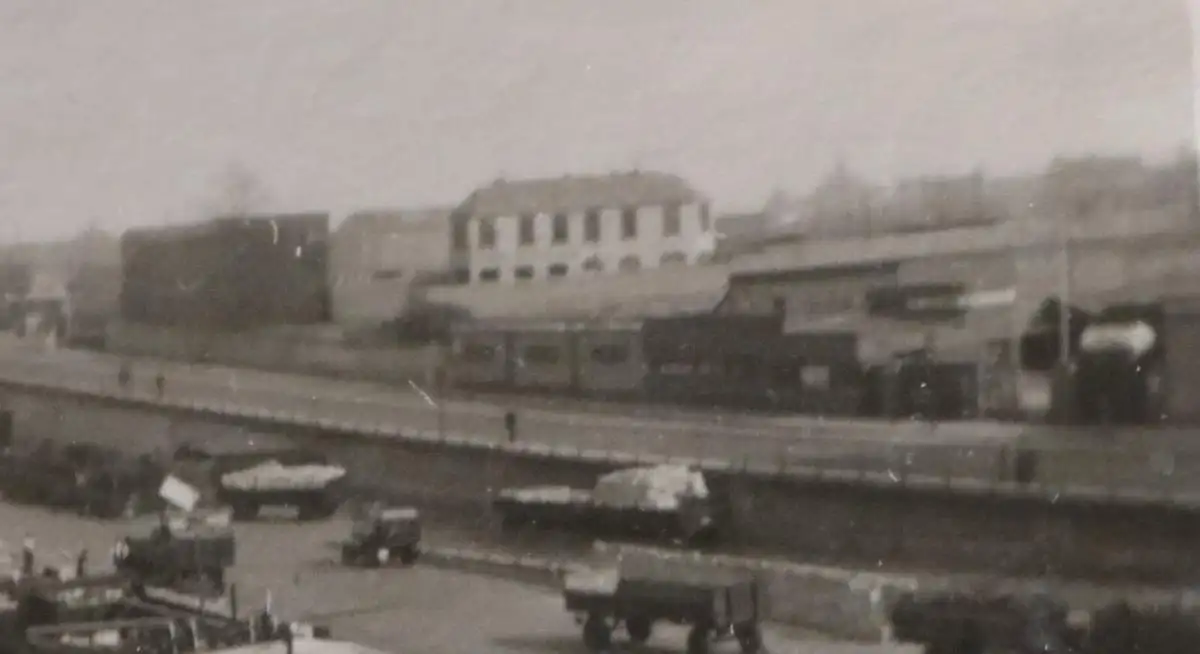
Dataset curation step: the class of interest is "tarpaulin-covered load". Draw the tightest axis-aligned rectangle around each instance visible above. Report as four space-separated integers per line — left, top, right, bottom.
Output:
220 461 346 492
563 568 621 595
493 464 721 546
496 486 590 504
591 464 709 511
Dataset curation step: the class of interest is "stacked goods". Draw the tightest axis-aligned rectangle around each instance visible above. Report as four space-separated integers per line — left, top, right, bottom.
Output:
220 461 347 492
496 486 589 504
494 464 720 545
563 568 621 595
592 464 709 511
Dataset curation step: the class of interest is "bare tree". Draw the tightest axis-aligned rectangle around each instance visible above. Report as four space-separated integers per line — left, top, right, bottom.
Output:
205 162 270 219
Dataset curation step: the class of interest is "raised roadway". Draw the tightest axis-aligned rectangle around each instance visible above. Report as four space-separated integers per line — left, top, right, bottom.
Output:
0 342 1020 479
0 500 911 653
5 341 1197 494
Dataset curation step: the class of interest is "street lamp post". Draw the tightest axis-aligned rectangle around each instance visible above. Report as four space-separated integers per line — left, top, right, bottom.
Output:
1058 223 1072 367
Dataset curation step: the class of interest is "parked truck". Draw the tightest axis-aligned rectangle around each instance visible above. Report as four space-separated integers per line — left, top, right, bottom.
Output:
492 465 723 546
170 439 346 521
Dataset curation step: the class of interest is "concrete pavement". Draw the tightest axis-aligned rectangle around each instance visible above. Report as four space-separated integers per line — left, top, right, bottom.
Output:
0 500 907 653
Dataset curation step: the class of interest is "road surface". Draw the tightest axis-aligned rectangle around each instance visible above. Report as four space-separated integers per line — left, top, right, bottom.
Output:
0 342 1021 479
0 501 906 653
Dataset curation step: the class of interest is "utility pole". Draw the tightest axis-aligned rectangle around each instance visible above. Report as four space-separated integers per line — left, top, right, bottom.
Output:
1058 220 1072 367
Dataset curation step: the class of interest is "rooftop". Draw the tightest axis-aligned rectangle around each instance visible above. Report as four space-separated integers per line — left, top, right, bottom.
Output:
335 206 453 236
456 170 704 217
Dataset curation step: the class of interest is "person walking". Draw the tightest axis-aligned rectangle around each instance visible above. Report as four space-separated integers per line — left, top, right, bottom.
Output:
117 361 132 391
154 370 166 399
20 534 34 577
75 548 88 579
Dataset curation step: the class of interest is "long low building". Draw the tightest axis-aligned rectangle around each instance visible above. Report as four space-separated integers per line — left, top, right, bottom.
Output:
720 205 1200 365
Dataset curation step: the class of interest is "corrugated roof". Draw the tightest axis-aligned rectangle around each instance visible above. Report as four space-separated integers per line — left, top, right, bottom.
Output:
457 171 704 216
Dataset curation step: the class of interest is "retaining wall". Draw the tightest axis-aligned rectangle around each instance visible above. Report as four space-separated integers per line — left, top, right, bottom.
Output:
3 381 1200 587
105 322 438 385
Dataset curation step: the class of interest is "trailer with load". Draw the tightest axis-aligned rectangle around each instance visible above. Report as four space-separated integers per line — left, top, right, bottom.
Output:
339 506 421 568
561 564 765 654
492 464 722 546
110 511 236 595
171 439 346 522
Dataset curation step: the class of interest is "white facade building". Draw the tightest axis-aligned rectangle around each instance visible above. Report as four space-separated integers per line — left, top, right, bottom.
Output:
449 171 715 285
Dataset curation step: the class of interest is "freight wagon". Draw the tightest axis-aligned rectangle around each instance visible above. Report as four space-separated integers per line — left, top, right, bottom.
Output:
448 316 868 416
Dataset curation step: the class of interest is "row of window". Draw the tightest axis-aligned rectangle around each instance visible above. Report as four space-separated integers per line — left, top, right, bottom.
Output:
469 252 688 283
454 204 710 250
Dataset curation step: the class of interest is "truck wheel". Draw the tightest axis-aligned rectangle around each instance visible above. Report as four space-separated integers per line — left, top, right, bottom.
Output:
398 545 419 566
231 502 258 521
734 623 762 653
625 616 653 644
582 616 611 652
686 625 710 654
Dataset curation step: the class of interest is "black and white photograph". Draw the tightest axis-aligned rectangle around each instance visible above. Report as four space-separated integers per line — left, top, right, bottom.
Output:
0 1 1195 652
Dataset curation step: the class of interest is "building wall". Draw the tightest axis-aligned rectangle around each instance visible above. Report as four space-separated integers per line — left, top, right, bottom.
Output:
426 264 728 321
460 202 715 285
720 265 898 320
329 210 452 328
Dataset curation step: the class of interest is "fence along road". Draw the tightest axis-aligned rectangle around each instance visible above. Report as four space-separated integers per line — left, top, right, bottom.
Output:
3 341 1199 495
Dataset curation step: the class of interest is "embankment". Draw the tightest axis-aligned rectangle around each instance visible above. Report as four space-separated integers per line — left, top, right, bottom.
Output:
105 322 439 385
3 380 1200 587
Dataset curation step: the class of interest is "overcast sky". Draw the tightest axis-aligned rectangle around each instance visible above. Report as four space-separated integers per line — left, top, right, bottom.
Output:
0 0 1192 240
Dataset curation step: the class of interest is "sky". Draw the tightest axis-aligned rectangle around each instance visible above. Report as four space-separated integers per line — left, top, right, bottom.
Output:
0 0 1193 241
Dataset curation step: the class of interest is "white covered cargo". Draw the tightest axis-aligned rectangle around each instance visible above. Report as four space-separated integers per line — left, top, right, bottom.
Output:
591 464 708 511
498 486 590 504
220 461 347 492
563 567 621 595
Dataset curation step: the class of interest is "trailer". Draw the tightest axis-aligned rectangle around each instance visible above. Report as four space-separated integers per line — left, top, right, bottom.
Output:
171 442 346 522
562 568 765 654
492 465 722 546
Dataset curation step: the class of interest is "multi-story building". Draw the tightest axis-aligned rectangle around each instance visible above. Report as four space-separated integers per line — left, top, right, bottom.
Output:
447 171 714 285
329 207 454 328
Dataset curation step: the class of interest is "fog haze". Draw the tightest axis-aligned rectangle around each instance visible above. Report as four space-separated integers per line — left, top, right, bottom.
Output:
0 0 1192 240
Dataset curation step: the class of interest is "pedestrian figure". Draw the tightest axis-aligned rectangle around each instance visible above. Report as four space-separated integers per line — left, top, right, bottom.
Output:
20 535 34 577
504 411 518 444
75 548 88 579
117 361 132 391
155 371 166 398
